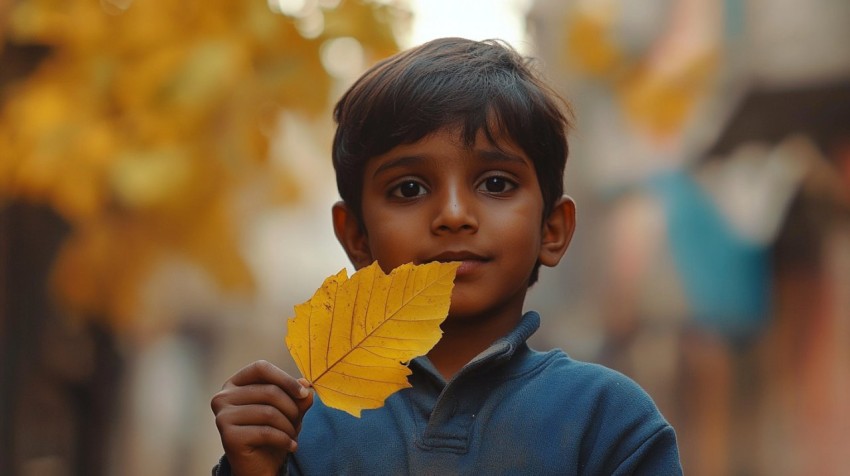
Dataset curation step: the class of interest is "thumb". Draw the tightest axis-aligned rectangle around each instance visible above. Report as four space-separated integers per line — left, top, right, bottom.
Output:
296 378 314 414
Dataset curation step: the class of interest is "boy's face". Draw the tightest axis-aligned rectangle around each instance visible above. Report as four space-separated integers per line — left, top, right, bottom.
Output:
334 126 574 324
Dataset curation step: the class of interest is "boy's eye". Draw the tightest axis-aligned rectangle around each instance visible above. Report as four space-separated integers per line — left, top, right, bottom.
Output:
391 180 426 198
478 176 516 194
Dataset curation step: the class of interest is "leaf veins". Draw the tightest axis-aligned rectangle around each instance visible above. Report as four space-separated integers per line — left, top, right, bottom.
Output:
285 261 459 417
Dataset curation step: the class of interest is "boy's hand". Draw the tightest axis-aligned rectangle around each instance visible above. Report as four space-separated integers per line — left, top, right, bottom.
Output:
211 360 313 476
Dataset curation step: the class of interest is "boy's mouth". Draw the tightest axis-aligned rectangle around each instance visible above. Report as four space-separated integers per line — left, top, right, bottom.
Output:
425 251 490 277
428 251 488 263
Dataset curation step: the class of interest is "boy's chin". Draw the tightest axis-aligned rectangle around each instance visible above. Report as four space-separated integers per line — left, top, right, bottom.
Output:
444 301 496 326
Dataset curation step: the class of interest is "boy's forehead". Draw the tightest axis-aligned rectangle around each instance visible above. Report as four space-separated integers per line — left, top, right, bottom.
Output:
362 129 536 185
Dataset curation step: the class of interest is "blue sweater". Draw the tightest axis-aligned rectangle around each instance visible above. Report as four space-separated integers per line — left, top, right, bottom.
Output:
215 311 682 475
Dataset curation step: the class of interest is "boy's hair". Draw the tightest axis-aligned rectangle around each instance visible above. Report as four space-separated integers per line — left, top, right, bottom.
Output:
332 37 573 283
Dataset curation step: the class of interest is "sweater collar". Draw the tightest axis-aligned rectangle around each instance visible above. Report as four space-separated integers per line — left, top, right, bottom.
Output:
412 311 541 384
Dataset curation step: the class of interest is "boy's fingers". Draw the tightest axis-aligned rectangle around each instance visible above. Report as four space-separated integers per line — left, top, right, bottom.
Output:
224 423 298 454
217 384 303 423
216 404 298 439
227 360 310 399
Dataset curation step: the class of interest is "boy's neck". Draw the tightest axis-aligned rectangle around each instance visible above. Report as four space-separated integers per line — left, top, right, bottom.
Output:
427 310 524 380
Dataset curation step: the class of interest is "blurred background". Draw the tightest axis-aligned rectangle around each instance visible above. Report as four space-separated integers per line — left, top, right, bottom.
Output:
1 0 848 474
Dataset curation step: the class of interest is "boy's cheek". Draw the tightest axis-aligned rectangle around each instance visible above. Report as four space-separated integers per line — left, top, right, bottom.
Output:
363 230 413 270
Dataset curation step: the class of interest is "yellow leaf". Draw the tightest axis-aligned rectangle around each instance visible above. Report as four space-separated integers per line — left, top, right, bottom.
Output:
285 261 459 417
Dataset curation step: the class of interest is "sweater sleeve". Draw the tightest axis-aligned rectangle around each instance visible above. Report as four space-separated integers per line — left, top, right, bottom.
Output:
211 455 290 476
611 423 682 475
211 455 230 476
573 363 683 475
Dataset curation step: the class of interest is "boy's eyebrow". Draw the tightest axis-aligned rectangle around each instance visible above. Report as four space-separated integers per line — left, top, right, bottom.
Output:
373 149 530 178
372 155 424 178
477 148 532 167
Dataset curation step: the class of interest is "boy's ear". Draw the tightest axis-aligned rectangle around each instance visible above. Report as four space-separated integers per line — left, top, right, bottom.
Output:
332 201 374 270
538 195 576 268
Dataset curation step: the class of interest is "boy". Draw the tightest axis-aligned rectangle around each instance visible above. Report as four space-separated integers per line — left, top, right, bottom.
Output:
211 37 682 475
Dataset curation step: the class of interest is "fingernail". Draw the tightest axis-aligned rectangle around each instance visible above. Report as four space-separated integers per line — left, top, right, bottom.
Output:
289 440 298 452
296 378 311 398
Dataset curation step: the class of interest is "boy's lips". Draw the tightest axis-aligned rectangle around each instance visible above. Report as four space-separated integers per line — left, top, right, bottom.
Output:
425 251 490 277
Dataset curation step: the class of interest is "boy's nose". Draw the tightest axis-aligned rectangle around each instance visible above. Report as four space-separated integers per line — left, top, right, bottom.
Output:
431 186 478 234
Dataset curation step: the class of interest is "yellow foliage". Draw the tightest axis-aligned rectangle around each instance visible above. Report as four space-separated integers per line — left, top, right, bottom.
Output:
617 51 719 140
558 0 721 141
563 7 622 77
285 261 459 417
0 0 402 329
